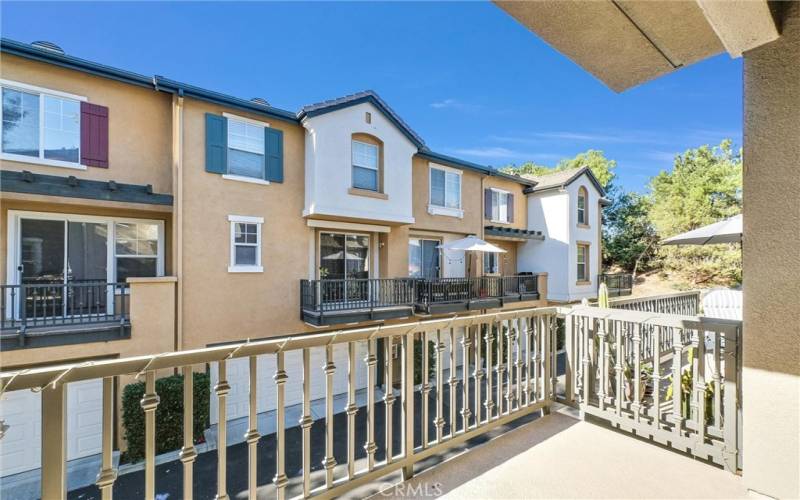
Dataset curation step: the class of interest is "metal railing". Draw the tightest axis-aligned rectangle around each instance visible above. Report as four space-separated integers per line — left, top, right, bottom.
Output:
1 282 130 334
609 290 701 316
0 307 559 500
562 305 741 472
598 273 633 297
415 275 539 306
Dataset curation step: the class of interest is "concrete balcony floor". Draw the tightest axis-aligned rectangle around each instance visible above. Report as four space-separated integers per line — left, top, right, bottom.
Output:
378 405 747 499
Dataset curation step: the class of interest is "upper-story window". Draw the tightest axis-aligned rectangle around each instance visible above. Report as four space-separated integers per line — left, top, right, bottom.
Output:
2 83 82 167
577 186 588 225
352 139 379 191
491 189 511 223
227 117 265 180
429 163 462 217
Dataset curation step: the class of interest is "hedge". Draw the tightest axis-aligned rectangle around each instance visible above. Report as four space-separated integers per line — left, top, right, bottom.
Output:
121 372 210 463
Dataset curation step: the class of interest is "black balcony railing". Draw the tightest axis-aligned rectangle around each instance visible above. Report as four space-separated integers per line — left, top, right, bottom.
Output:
598 272 633 297
1 281 130 334
301 275 540 324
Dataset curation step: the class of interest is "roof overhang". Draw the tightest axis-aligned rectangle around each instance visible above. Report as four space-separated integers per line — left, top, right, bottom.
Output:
494 0 780 92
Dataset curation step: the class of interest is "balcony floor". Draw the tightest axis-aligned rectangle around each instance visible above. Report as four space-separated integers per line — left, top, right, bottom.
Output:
378 405 747 499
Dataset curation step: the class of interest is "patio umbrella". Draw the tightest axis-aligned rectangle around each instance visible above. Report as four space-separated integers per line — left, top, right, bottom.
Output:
438 236 506 277
662 214 742 246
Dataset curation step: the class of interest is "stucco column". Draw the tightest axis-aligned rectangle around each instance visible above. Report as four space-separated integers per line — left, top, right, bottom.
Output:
381 226 410 278
742 3 800 498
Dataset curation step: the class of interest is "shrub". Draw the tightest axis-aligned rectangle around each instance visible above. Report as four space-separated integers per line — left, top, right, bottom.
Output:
121 371 210 463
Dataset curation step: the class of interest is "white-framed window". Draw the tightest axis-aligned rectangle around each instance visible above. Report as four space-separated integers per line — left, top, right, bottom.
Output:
352 140 379 191
228 215 263 273
484 252 500 275
114 222 161 282
577 243 590 282
428 163 462 217
577 186 588 225
491 189 511 223
1 80 86 169
226 115 265 180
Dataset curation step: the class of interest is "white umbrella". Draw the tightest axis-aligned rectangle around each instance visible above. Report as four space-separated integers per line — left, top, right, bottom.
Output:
437 235 507 253
662 214 742 246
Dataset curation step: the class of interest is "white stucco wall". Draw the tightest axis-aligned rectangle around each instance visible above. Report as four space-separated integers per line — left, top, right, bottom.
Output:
302 102 417 224
518 173 602 302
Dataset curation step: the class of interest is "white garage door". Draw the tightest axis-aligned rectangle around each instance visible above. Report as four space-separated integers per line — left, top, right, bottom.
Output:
211 343 371 424
0 378 103 477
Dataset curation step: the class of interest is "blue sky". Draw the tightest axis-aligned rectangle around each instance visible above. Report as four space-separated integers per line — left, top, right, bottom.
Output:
1 1 742 192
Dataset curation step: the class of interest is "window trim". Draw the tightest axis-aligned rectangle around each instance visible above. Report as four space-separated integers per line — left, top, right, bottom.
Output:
1 79 86 170
351 138 380 192
228 215 264 273
576 241 591 284
5 210 165 294
490 187 511 224
577 186 589 227
428 162 463 218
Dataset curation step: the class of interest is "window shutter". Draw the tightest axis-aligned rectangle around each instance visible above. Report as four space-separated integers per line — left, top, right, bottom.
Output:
205 113 227 174
484 188 492 220
508 194 514 222
265 127 284 183
80 102 109 168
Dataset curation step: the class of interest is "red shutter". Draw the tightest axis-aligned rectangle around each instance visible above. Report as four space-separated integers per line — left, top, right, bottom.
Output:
484 188 492 220
80 102 109 168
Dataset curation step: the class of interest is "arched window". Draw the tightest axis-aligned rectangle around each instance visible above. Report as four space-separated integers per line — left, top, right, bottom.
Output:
351 133 383 192
577 186 588 225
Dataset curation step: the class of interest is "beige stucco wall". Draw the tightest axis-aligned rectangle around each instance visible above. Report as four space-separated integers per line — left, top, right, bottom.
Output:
411 156 483 234
486 238 519 275
483 176 528 231
741 2 800 498
0 54 173 194
178 98 312 349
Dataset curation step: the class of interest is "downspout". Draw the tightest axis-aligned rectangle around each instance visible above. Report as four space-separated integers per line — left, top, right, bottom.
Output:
171 91 184 352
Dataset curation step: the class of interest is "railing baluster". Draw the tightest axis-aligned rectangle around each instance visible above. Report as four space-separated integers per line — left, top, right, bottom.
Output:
96 376 117 500
365 339 378 470
401 331 415 479
384 336 396 463
523 317 532 406
460 326 471 431
695 328 707 445
179 366 197 500
713 329 722 429
670 327 684 435
245 356 260 500
214 361 230 500
484 324 494 419
142 371 160 500
632 323 642 422
448 327 457 436
41 381 67 500
434 329 445 442
515 318 522 410
274 351 289 499
323 344 337 487
421 331 430 448
345 344 356 481
473 324 483 425
301 348 314 495
653 326 663 428
543 316 552 404
496 320 504 417
505 319 514 413
722 326 739 472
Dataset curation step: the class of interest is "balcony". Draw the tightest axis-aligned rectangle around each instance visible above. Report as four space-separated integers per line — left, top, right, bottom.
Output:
0 281 131 350
0 294 742 499
300 275 541 326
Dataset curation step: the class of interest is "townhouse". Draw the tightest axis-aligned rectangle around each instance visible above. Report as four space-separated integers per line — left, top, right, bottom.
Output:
0 38 605 487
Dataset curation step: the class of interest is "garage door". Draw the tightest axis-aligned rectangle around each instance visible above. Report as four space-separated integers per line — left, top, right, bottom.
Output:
211 343 370 424
0 378 103 477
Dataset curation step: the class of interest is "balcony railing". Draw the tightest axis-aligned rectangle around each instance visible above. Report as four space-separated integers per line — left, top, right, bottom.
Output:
609 290 701 316
1 282 130 346
0 302 741 499
300 275 540 324
598 273 633 297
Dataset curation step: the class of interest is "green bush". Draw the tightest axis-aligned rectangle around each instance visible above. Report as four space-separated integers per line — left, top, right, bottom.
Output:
121 372 210 463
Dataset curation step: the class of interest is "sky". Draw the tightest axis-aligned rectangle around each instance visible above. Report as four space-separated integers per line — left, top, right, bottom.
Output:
1 1 743 192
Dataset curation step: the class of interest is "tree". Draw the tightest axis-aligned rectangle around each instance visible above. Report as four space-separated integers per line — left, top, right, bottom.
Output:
649 140 742 287
603 192 659 277
501 149 617 191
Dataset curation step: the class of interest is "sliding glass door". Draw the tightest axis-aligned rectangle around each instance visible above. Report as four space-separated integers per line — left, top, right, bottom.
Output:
319 232 370 303
409 238 441 278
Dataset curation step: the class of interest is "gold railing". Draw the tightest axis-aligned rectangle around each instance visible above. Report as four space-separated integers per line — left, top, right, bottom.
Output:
0 307 560 500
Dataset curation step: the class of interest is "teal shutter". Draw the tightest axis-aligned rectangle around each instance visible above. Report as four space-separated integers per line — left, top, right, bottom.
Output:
265 127 284 183
205 113 227 174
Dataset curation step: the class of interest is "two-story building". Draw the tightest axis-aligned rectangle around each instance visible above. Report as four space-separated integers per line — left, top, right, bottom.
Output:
0 38 603 491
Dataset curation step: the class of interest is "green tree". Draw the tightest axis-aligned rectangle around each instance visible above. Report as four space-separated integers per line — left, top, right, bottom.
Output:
603 192 659 277
501 149 617 191
649 140 742 287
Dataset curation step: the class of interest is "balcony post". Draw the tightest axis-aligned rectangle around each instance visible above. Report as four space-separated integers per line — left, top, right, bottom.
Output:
141 371 160 500
401 331 415 480
96 376 118 500
40 381 66 500
564 313 575 404
179 366 197 500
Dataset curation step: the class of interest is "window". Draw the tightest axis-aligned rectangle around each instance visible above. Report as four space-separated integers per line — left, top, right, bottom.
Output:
2 84 82 167
491 190 510 223
352 140 379 191
429 164 462 216
577 187 588 225
484 252 500 275
227 118 265 179
115 222 160 282
409 238 440 278
229 215 263 272
577 243 590 282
